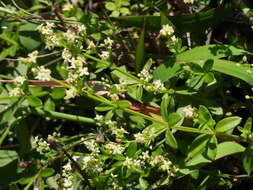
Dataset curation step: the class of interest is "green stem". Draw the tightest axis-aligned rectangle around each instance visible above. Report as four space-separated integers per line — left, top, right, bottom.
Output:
51 77 71 88
33 108 96 124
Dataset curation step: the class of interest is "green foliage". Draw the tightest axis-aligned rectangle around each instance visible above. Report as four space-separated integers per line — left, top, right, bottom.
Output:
0 0 253 189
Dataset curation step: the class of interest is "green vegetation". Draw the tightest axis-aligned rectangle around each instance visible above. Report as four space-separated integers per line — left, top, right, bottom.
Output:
0 0 253 189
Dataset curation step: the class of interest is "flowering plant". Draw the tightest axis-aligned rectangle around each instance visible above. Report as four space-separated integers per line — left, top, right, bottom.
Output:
0 0 253 189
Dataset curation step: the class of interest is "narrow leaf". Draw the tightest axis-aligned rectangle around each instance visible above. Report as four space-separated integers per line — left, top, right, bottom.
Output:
166 129 178 149
204 135 217 161
215 116 242 133
161 93 169 122
135 28 145 73
243 146 253 175
187 134 210 161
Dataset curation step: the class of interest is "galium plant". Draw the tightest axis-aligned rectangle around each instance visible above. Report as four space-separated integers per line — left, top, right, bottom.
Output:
1 0 253 189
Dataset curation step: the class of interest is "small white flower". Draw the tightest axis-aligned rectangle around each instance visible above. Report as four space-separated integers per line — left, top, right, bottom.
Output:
104 37 114 47
78 67 89 76
138 69 152 81
159 24 174 37
104 143 124 155
27 51 39 63
32 66 51 81
100 51 110 60
37 22 55 35
62 48 73 61
134 133 147 144
14 76 26 85
77 25 86 33
151 80 166 91
182 105 195 118
64 87 78 99
64 29 78 43
9 87 23 96
94 114 103 121
87 41 96 50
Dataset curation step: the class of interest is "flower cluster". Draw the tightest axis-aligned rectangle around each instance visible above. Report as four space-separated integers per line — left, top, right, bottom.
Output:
33 136 50 154
182 105 195 118
123 157 143 170
37 22 59 49
145 79 166 92
138 69 153 82
183 0 195 3
75 155 103 173
159 24 178 48
20 50 38 64
83 139 100 154
32 66 51 81
104 142 124 155
62 162 74 189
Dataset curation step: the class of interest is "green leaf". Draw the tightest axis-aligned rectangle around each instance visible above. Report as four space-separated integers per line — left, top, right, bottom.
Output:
204 135 217 161
19 23 41 51
203 72 215 84
153 60 181 82
139 177 149 190
135 28 145 73
0 150 18 167
187 142 245 167
126 142 137 157
0 45 18 61
113 7 234 33
116 100 132 108
136 85 143 101
165 129 178 149
44 98 55 111
167 112 182 126
187 134 210 161
27 96 42 107
143 58 153 70
41 168 55 177
50 88 65 100
105 2 116 11
95 104 114 112
176 45 249 61
161 93 169 122
243 146 253 175
215 116 242 133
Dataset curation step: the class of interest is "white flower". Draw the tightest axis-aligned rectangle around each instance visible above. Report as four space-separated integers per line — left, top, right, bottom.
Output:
83 140 100 154
66 73 79 83
100 51 110 60
123 157 141 169
159 24 174 37
138 69 152 81
62 48 73 62
64 29 78 43
104 37 114 47
154 80 166 90
134 133 147 144
14 76 26 85
182 105 195 118
87 41 96 50
32 66 51 81
32 136 50 154
78 67 89 76
104 143 124 155
37 22 55 35
64 87 78 99
27 51 39 63
77 25 86 33
94 114 103 121
45 35 59 50
9 87 23 96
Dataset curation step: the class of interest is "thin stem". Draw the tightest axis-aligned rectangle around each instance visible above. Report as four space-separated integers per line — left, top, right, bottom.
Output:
51 77 71 88
33 108 96 124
